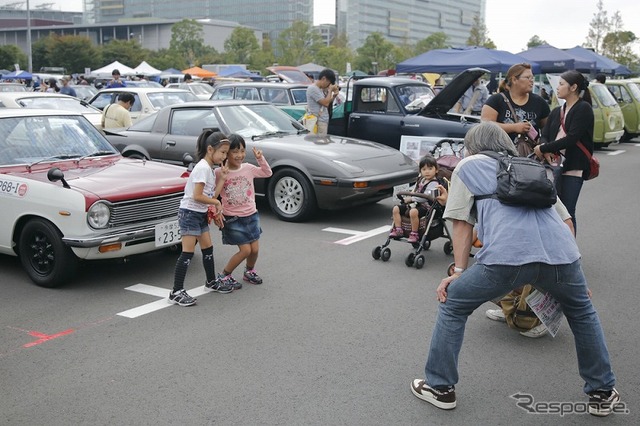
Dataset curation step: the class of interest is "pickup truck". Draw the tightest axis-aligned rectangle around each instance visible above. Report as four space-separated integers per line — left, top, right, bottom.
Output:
328 68 487 150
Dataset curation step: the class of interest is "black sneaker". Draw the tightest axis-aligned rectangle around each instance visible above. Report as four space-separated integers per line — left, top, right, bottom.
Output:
204 274 234 294
410 379 456 410
168 289 196 306
243 269 263 285
588 388 621 416
226 274 242 290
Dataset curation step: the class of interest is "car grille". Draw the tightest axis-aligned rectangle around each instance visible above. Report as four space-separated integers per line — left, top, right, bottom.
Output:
108 192 183 228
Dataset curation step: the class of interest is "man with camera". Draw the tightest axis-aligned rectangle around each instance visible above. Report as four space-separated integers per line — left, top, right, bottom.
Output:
305 68 339 136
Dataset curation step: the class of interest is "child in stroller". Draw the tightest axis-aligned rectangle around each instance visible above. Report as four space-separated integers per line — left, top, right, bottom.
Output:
373 155 451 269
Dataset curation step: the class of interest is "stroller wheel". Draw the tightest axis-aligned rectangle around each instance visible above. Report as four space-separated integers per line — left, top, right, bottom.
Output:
443 240 453 255
405 253 416 267
414 255 425 269
421 240 431 250
381 247 391 262
372 246 382 260
447 262 456 276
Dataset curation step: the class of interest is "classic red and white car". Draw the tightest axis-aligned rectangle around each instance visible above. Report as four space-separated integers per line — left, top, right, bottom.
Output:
0 109 189 287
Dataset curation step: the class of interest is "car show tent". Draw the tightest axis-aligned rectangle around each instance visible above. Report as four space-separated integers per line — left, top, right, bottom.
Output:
132 61 162 77
181 66 216 78
1 70 32 80
396 47 541 74
518 44 595 73
564 46 632 76
90 61 137 78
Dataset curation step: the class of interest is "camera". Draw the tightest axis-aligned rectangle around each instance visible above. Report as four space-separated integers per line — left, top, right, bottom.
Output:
428 188 440 198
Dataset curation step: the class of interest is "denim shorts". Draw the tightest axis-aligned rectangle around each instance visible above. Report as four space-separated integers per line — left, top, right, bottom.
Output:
221 212 262 245
178 208 209 236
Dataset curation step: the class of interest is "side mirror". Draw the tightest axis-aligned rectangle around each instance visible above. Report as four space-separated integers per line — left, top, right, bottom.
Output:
47 167 70 188
182 152 194 168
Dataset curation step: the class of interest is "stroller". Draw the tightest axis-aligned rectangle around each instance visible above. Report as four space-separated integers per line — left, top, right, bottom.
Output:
372 139 463 269
372 190 453 269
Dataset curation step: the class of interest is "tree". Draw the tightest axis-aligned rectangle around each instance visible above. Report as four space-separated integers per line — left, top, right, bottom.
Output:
584 0 610 54
601 12 638 68
354 32 396 73
249 35 276 73
224 27 260 64
99 39 147 69
275 20 323 65
0 44 27 71
169 19 207 66
466 15 496 49
314 33 354 73
415 32 449 55
147 48 188 71
526 35 547 50
30 34 101 73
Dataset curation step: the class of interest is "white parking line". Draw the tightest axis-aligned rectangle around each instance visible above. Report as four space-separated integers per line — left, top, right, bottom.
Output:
607 150 625 156
323 225 389 245
117 284 208 318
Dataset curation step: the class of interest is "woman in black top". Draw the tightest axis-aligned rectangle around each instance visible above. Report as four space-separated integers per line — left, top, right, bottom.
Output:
481 63 550 142
535 70 593 233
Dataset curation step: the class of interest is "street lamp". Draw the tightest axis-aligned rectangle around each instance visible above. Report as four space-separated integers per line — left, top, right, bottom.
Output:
27 0 33 72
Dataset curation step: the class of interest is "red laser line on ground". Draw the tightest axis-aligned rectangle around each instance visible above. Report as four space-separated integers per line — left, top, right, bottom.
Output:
23 329 75 348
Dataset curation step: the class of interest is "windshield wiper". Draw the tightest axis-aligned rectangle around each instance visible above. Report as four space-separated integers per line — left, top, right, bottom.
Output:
27 154 81 171
251 131 290 141
76 150 116 162
297 128 310 134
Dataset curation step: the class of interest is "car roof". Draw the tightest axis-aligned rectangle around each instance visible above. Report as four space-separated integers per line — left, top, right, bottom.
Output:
94 87 193 94
0 108 84 118
353 77 430 88
214 82 308 89
0 92 83 100
159 100 269 109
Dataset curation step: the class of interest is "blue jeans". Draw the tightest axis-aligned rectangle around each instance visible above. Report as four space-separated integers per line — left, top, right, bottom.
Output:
425 260 616 394
559 175 583 232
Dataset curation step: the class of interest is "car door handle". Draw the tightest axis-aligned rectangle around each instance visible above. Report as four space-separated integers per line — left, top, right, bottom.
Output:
165 140 176 147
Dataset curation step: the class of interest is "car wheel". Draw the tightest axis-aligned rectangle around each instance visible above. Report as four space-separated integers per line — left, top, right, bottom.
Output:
18 219 77 288
267 168 317 222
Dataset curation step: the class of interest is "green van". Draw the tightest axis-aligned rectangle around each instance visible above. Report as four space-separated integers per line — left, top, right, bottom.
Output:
605 79 640 141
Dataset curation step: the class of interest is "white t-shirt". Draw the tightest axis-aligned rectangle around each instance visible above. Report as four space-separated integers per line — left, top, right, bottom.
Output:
179 159 215 213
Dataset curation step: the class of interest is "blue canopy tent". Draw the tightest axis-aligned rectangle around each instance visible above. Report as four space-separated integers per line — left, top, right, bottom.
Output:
1 70 33 80
564 46 631 76
217 66 264 81
396 47 541 74
518 44 595 73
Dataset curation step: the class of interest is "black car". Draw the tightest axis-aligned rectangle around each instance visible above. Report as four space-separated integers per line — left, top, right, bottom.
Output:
329 68 487 150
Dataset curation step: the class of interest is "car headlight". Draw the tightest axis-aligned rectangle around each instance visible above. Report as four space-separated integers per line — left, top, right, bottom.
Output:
87 201 111 229
608 114 616 129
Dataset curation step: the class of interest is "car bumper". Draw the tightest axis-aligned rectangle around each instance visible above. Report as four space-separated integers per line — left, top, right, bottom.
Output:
604 130 624 142
312 170 416 210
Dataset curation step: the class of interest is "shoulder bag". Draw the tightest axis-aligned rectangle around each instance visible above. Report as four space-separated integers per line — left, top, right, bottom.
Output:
560 106 599 180
501 93 538 157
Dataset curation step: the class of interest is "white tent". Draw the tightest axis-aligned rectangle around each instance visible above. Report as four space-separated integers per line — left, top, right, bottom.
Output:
133 61 162 76
89 61 136 78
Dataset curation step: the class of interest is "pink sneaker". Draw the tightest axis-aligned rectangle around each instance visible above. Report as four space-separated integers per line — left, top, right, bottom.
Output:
389 227 403 238
407 231 419 243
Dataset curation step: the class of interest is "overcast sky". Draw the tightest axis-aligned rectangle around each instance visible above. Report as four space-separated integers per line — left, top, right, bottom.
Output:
10 0 639 55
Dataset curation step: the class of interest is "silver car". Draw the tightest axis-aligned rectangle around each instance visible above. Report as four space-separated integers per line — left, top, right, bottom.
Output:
104 100 417 222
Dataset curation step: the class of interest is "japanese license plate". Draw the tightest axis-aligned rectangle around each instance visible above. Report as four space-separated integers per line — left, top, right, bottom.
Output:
155 220 181 247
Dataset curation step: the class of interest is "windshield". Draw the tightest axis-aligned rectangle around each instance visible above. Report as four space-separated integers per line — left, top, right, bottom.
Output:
0 115 118 166
147 91 199 109
591 85 618 107
185 84 214 95
17 96 101 113
217 104 302 138
400 85 436 112
626 82 640 102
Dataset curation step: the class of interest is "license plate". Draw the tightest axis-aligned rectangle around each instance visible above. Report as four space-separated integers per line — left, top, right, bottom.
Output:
155 220 181 247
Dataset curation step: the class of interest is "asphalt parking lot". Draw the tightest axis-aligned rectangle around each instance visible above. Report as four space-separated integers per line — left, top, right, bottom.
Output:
1 141 639 425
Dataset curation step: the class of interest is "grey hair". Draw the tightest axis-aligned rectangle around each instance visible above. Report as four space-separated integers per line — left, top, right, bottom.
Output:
464 122 518 156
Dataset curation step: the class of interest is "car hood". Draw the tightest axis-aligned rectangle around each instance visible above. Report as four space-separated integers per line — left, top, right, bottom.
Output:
259 133 415 174
10 158 187 205
419 68 489 116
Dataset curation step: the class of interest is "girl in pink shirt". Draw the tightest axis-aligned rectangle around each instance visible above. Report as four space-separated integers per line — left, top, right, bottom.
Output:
214 134 272 288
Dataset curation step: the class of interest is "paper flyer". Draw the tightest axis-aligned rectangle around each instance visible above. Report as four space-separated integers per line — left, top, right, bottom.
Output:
526 289 564 337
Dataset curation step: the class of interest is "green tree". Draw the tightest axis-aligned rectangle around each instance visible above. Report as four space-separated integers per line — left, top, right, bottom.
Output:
249 35 276 73
584 0 610 54
415 32 449 54
526 35 548 49
275 20 323 65
601 12 638 68
31 37 51 72
99 39 147 68
466 15 496 49
49 35 102 73
147 48 188 71
0 44 28 71
224 27 260 64
354 32 396 73
169 19 207 66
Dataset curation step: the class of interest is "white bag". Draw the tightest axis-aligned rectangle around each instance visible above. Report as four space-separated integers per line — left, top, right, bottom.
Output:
302 113 318 134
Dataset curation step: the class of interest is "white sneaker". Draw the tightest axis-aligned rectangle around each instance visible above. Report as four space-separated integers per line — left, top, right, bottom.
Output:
485 309 506 322
519 323 548 338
